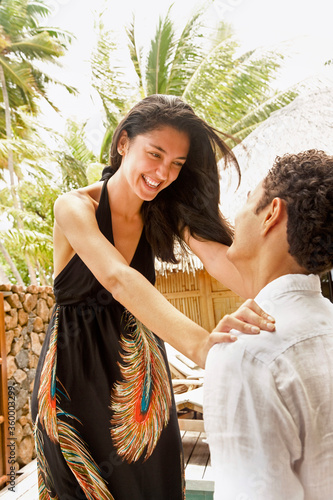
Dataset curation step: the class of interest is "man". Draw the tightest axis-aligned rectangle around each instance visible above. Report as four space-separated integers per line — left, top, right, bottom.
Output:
204 150 333 499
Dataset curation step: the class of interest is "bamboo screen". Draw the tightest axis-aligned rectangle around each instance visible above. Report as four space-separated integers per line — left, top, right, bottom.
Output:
155 269 244 331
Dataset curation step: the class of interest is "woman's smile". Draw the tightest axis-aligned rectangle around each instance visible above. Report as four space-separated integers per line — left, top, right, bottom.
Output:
142 174 163 190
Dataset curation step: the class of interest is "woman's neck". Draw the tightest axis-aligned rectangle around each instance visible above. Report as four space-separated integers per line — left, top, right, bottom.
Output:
108 169 143 220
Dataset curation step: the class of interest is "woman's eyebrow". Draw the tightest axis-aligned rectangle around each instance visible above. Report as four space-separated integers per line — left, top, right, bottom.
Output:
149 143 187 160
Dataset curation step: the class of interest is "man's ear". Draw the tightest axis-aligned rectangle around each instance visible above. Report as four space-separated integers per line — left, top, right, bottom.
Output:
262 198 286 235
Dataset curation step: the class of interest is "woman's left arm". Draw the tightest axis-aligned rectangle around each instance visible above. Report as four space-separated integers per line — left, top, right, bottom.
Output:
185 230 246 298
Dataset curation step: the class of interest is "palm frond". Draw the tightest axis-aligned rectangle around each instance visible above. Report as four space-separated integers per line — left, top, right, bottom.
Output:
228 87 298 138
126 15 144 95
0 56 36 95
10 32 64 60
26 0 52 23
0 0 28 36
91 18 136 116
166 8 205 96
146 7 176 95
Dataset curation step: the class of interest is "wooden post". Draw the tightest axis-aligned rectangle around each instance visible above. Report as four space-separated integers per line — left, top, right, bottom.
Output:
0 293 9 487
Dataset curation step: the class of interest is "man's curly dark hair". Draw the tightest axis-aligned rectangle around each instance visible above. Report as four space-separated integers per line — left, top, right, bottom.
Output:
255 149 333 275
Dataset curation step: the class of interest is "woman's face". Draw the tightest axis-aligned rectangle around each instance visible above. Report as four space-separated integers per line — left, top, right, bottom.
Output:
117 126 190 201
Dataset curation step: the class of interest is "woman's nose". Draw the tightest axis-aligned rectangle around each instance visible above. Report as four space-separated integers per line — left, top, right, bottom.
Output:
156 161 169 180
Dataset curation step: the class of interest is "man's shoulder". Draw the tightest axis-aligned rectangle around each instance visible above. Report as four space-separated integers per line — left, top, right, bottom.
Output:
234 292 333 365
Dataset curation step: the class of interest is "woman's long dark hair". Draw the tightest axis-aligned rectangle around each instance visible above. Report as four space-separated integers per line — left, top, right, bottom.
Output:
101 94 240 263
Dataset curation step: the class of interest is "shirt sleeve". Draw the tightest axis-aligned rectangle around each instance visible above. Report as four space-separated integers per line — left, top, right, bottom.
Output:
203 342 304 500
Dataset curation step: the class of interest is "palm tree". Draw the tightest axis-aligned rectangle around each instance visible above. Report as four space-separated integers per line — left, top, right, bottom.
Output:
0 0 75 283
0 118 99 284
92 7 297 161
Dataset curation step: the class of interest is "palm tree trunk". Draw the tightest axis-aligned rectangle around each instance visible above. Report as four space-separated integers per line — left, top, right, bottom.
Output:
0 262 10 284
0 240 24 285
0 64 17 209
0 64 37 285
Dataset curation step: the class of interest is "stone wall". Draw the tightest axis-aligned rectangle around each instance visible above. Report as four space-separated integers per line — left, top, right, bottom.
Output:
1 284 55 471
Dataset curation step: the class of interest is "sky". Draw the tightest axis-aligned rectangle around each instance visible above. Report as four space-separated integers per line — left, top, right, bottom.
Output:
42 0 333 153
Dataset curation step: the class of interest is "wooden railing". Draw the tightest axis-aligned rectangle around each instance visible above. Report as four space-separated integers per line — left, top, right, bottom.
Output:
0 293 9 488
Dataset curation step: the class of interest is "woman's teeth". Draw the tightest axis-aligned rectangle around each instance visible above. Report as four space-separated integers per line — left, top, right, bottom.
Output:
142 175 161 188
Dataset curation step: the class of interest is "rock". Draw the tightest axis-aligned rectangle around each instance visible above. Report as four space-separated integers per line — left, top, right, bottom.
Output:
16 389 28 411
26 285 38 294
19 416 29 426
11 285 25 293
36 299 49 322
15 350 29 370
13 369 27 384
28 352 39 369
23 424 33 437
45 286 53 294
6 293 22 309
31 332 42 356
23 293 37 313
0 284 11 291
27 369 36 384
39 332 46 343
33 316 44 333
11 336 24 356
18 309 29 326
21 403 30 415
15 422 23 444
14 325 22 336
17 436 35 466
5 310 18 330
5 330 15 356
6 356 17 379
3 299 11 312
39 291 48 299
47 296 54 308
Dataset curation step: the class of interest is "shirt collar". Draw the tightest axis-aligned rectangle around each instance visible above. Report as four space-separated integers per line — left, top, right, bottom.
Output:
255 274 322 304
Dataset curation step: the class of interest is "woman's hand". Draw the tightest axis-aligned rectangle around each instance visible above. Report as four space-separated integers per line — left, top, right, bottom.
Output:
201 299 275 367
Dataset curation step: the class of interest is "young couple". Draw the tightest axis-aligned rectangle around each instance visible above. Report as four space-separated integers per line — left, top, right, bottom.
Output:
32 95 333 499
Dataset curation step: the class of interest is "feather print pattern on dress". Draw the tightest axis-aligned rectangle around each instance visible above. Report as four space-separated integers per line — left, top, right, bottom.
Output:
37 306 60 442
34 307 114 500
34 427 58 500
110 313 173 463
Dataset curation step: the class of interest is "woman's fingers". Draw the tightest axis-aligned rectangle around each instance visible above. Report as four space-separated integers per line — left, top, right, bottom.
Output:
214 299 276 335
214 314 259 335
234 303 275 332
242 298 275 323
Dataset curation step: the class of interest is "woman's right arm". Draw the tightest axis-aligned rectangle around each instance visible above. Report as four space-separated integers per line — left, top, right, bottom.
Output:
54 192 270 368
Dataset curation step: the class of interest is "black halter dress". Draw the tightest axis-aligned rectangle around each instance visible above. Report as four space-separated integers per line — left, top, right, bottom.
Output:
31 176 185 500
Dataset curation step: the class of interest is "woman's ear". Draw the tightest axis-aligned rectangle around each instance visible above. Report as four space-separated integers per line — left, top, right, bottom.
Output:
117 130 129 155
262 198 286 235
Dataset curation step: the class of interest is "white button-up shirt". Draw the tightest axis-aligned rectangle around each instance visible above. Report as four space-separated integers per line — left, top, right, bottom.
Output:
204 274 333 500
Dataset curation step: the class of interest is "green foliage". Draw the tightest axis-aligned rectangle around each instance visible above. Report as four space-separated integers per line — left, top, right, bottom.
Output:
91 15 138 162
0 173 59 284
54 119 98 191
0 117 99 285
0 0 76 284
92 6 298 158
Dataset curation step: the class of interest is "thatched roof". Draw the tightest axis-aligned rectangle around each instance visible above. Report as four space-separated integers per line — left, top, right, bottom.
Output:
220 82 333 221
155 245 203 275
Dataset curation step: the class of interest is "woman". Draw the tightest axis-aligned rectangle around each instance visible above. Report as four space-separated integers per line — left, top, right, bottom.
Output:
32 95 274 499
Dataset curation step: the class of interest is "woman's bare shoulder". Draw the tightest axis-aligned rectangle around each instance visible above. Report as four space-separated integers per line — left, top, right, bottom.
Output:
55 181 103 216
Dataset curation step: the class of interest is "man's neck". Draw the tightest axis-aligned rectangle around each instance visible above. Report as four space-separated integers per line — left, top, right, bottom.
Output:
238 256 307 298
